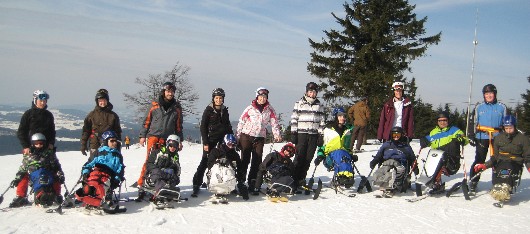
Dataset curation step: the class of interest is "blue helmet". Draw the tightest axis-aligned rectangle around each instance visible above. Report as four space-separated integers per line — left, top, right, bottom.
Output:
332 107 346 117
502 115 516 127
101 130 118 142
224 134 237 148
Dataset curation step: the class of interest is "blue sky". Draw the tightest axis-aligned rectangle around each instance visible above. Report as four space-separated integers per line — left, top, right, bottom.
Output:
1 0 529 123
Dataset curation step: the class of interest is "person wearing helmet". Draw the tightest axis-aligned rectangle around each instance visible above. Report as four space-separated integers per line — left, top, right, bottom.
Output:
17 90 56 156
377 81 414 142
237 87 282 192
135 81 183 197
468 84 507 192
81 89 122 157
348 96 370 153
369 126 415 197
206 134 249 201
313 107 357 190
253 143 296 199
141 134 182 205
419 111 469 194
290 82 326 191
77 130 125 210
191 88 234 197
473 115 530 206
9 133 64 208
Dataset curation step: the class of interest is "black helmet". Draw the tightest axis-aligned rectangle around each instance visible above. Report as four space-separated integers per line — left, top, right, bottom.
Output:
390 126 404 141
95 89 109 102
391 126 404 134
162 82 176 92
306 82 319 92
437 111 450 120
482 84 497 95
212 88 225 98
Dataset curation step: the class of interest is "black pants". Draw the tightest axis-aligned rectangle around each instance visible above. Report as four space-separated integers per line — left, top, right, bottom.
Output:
293 133 319 184
469 139 491 183
192 142 218 186
239 133 264 188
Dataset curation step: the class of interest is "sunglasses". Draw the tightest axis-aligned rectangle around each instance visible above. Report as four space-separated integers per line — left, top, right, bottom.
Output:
36 93 49 100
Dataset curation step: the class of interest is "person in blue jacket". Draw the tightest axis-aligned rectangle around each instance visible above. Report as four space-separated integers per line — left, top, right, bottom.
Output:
469 84 506 192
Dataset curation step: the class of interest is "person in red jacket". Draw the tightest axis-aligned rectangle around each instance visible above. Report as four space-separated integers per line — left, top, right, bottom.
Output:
377 81 414 142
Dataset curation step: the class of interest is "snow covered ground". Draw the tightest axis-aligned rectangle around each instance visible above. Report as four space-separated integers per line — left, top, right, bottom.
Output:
1 141 529 233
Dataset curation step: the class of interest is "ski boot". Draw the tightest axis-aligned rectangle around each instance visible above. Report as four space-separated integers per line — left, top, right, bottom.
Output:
9 196 29 208
429 182 446 195
135 189 146 202
469 182 478 193
267 190 280 202
237 183 249 200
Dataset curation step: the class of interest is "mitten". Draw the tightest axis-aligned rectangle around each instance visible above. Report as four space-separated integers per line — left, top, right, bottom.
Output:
314 156 324 166
369 159 378 169
474 164 487 173
350 154 358 163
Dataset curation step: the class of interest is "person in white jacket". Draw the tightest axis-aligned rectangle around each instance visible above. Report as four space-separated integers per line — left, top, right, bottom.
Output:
237 87 282 192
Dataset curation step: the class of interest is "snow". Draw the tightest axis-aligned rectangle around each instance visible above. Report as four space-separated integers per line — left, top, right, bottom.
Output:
1 142 529 233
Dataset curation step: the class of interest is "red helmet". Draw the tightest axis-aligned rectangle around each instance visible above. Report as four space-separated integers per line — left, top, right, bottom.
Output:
280 142 296 157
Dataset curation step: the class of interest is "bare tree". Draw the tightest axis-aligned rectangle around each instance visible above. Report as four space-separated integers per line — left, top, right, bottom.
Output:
124 62 199 122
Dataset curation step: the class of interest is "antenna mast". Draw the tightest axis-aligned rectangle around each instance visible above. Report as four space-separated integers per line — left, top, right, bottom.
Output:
465 9 479 136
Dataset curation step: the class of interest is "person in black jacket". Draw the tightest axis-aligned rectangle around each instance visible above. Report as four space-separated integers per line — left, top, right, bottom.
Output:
192 88 233 197
144 134 181 202
17 90 56 156
253 143 296 196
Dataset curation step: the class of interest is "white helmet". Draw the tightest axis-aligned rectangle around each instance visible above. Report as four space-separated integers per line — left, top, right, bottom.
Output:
33 90 50 105
31 133 46 145
166 134 180 147
392 81 404 90
255 87 269 98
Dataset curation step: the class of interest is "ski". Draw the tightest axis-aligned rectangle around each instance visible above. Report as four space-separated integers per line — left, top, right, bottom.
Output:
406 194 429 202
445 182 462 197
324 183 356 198
103 206 127 214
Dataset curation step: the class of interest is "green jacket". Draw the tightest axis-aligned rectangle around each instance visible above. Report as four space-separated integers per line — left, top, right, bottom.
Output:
426 126 468 149
317 123 353 158
486 131 530 168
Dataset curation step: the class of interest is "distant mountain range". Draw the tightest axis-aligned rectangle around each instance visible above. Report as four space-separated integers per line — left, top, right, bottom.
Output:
0 104 207 156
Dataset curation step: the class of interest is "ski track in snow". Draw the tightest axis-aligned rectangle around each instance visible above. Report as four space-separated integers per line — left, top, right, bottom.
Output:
0 142 529 233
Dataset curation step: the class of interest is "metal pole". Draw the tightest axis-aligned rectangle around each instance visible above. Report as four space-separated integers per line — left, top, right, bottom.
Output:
465 9 479 136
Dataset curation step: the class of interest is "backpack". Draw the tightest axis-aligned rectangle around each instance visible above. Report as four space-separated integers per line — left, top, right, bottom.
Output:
75 168 112 207
29 168 56 206
326 149 355 187
207 163 237 195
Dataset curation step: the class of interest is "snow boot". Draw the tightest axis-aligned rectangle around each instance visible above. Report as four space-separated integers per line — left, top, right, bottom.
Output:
9 196 30 208
191 185 200 198
135 189 146 202
238 183 249 200
429 182 446 195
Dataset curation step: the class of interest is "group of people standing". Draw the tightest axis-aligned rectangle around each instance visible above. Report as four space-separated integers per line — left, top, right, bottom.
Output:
7 80 530 209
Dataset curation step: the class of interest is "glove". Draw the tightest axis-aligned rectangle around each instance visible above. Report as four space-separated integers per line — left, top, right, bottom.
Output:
218 158 228 165
162 168 174 175
314 156 324 166
81 145 87 156
419 137 429 149
474 164 487 173
10 172 25 188
469 138 476 147
316 135 324 147
56 171 65 184
378 139 383 144
350 154 358 163
369 159 378 169
291 133 298 145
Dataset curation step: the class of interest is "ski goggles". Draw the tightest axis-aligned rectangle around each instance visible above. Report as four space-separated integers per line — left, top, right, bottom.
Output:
393 86 404 91
282 146 295 157
167 140 179 148
225 141 236 149
163 84 176 92
257 89 269 96
36 93 49 100
108 139 119 144
391 132 402 138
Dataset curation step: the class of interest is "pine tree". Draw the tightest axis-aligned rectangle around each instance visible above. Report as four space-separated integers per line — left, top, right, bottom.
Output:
307 0 441 112
518 76 530 134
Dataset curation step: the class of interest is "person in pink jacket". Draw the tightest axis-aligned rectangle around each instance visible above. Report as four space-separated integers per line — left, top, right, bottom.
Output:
237 87 283 193
377 81 414 142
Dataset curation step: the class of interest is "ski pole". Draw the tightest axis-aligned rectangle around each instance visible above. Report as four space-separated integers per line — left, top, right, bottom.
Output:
0 185 12 205
306 164 320 190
